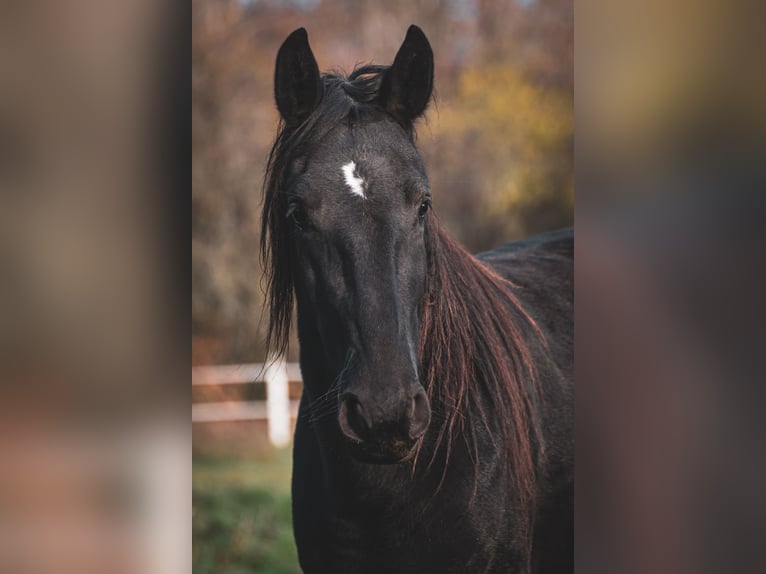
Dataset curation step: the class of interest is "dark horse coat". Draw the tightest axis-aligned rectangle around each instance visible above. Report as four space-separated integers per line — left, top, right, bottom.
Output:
261 26 573 574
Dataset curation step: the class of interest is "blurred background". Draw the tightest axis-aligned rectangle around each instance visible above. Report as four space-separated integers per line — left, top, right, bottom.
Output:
192 0 572 572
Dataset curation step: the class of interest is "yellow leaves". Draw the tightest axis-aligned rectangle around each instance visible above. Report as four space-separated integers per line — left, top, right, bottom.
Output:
446 65 570 155
425 64 573 238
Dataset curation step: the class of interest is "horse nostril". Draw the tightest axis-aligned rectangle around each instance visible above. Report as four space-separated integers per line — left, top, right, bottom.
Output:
338 395 371 443
409 390 431 440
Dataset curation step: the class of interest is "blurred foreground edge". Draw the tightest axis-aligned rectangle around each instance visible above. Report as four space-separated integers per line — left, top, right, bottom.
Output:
576 0 766 571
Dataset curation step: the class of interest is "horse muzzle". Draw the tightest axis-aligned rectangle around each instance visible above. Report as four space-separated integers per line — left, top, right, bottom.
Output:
337 389 431 464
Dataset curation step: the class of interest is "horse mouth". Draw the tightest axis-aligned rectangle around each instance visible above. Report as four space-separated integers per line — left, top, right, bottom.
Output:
346 437 419 465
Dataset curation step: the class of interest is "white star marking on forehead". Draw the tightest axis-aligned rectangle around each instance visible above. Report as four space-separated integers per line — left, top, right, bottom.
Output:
341 161 366 199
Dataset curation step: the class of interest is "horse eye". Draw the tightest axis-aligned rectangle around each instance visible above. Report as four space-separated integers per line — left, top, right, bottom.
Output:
286 203 308 230
418 198 431 221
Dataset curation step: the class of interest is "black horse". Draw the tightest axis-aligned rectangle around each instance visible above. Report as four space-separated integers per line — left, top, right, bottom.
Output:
261 25 573 573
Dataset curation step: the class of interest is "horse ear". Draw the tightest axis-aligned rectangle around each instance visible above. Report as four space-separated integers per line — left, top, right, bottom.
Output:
274 28 322 125
380 25 434 123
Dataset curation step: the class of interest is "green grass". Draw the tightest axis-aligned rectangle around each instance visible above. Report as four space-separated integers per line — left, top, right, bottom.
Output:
193 449 300 574
193 449 294 494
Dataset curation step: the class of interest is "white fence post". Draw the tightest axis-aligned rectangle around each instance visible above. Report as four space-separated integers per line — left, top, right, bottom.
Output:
265 355 291 448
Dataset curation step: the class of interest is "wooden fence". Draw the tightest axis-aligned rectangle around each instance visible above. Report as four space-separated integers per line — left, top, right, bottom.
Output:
192 358 302 447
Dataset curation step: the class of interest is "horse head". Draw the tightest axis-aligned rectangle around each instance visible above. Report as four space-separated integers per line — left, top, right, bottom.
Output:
269 26 435 463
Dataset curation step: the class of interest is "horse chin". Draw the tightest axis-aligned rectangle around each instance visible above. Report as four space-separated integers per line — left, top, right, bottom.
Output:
347 439 418 465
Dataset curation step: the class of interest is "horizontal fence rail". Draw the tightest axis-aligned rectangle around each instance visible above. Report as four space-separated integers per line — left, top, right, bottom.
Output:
192 357 302 447
192 362 303 386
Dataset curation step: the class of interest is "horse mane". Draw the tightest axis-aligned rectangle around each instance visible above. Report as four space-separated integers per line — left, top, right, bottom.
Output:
417 217 545 541
261 65 545 546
